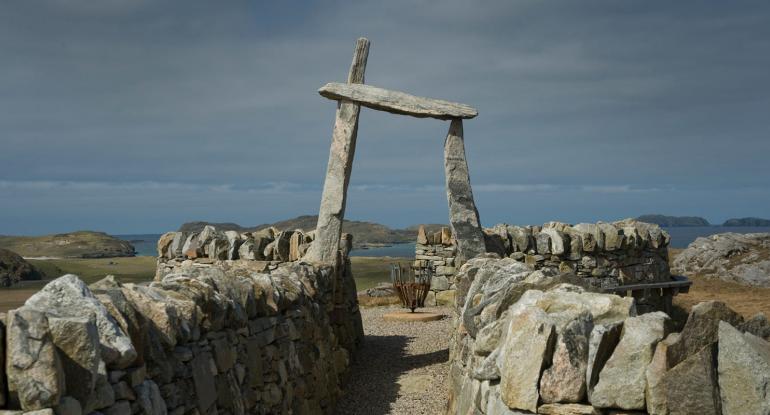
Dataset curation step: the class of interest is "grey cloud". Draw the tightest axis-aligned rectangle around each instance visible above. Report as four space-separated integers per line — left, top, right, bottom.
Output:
1 0 769 233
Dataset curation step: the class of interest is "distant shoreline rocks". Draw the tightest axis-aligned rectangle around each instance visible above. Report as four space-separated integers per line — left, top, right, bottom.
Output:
722 217 770 227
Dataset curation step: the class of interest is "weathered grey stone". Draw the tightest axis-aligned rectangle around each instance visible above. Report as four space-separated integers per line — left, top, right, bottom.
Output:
586 322 622 402
0 314 5 408
54 396 82 415
591 312 670 410
181 233 201 259
537 403 602 415
431 275 450 291
436 289 456 306
645 332 680 415
22 410 55 415
169 232 185 258
673 232 770 286
667 300 743 367
417 225 429 245
444 119 486 265
85 366 115 413
540 312 593 403
318 82 478 120
47 315 101 408
156 233 175 258
573 223 605 251
124 370 144 393
541 228 568 256
191 353 217 413
484 384 534 415
272 230 292 262
598 223 622 251
25 275 137 368
224 230 242 260
507 226 532 252
304 38 369 264
435 266 456 276
718 321 770 415
499 307 556 413
6 308 64 410
741 312 770 339
135 380 166 415
111 382 135 401
536 232 552 254
102 400 131 415
211 338 236 373
663 343 721 415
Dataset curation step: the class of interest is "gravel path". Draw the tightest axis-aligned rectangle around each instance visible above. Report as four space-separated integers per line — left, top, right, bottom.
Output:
335 306 453 415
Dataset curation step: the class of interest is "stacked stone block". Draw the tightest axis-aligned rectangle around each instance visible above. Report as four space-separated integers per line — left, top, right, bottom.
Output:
414 226 458 296
0 227 362 415
446 257 770 415
416 219 672 296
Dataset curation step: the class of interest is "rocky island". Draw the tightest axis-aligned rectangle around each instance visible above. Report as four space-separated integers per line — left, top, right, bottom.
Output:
636 214 711 227
723 217 770 226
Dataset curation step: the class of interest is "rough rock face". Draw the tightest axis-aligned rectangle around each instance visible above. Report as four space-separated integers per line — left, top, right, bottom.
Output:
673 232 770 287
1 259 362 414
415 219 673 302
443 119 487 265
447 257 635 415
6 308 65 410
590 312 671 410
24 274 137 368
498 308 555 412
718 321 770 415
447 255 770 414
0 248 45 287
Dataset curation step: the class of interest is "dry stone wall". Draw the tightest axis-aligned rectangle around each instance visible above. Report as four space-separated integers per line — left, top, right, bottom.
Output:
446 257 770 415
415 219 673 310
0 226 363 415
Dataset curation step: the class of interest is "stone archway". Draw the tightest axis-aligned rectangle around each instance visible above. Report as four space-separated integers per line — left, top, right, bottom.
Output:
303 38 486 266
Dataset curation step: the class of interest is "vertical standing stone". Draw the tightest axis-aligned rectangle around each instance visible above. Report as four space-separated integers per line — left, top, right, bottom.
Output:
304 38 370 263
444 119 486 265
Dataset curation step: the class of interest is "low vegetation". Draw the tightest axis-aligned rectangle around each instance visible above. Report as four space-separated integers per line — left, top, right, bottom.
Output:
0 231 135 258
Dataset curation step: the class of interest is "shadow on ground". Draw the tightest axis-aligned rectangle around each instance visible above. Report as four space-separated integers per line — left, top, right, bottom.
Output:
335 334 449 415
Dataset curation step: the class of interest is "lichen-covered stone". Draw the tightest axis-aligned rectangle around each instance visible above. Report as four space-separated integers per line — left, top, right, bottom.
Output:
590 312 671 410
718 321 770 414
6 308 63 410
24 274 137 368
499 307 555 412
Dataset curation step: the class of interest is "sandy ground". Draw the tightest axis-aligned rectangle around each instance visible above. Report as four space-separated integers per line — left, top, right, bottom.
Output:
335 306 453 415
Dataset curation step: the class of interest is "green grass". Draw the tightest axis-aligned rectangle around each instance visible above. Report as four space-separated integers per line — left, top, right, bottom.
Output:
21 256 405 291
349 256 411 290
0 231 135 258
27 256 157 286
0 256 403 313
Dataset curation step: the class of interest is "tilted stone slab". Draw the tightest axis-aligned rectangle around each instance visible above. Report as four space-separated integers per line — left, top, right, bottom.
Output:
318 82 478 120
304 38 369 263
718 321 770 415
590 311 671 410
444 119 486 264
499 307 556 413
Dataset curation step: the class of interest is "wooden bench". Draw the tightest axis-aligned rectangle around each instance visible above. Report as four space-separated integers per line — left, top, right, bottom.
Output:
602 276 692 314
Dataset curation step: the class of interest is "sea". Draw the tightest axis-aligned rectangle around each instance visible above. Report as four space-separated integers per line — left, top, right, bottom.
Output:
116 226 770 257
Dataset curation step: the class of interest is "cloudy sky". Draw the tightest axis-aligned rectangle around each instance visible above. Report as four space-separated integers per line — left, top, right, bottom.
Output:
1 1 769 234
